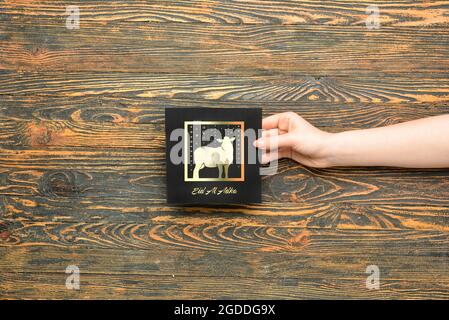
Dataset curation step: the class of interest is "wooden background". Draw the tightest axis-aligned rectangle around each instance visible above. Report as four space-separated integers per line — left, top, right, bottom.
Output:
1 0 449 299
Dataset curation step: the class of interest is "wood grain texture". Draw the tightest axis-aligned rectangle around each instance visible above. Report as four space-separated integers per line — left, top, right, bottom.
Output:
1 244 449 299
1 246 448 281
2 0 449 26
1 23 449 75
3 271 449 299
1 95 449 124
2 73 449 103
3 205 449 247
3 194 449 233
2 104 449 149
1 157 449 206
1 0 449 300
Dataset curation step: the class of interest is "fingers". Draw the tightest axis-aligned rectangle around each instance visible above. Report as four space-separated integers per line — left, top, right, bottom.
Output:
262 128 279 137
261 128 287 138
256 112 302 152
262 112 299 131
253 133 292 150
260 148 291 164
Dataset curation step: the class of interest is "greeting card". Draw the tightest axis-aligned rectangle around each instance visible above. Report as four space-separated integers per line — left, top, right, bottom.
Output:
165 108 262 204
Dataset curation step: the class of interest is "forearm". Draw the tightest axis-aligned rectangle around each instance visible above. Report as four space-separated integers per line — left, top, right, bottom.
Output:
325 115 449 168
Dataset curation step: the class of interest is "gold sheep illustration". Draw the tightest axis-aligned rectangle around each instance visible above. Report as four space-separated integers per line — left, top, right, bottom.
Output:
193 136 235 179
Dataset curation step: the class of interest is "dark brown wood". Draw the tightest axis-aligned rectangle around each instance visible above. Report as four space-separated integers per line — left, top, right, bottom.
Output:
1 244 449 299
2 73 449 103
1 23 449 75
1 0 449 299
2 0 449 26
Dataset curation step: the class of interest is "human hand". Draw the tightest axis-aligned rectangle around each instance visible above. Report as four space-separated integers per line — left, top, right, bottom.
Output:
254 112 334 168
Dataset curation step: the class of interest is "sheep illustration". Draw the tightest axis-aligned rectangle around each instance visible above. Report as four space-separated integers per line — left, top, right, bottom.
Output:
193 136 235 179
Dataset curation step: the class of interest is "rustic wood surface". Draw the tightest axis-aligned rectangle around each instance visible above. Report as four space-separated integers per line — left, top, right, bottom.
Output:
1 0 449 299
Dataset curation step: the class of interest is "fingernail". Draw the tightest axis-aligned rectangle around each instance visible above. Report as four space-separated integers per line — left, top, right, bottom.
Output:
254 138 264 148
260 152 269 164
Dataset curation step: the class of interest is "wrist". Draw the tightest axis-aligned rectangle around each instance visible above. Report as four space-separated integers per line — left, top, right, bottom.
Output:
321 131 354 167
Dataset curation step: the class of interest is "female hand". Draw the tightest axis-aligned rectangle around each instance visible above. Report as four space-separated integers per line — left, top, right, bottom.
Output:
254 112 334 168
255 112 449 168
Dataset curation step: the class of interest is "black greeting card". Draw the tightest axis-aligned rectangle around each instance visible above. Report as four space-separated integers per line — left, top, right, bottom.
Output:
165 108 262 204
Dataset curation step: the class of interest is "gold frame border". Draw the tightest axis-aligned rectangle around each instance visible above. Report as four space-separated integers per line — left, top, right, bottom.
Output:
184 121 245 182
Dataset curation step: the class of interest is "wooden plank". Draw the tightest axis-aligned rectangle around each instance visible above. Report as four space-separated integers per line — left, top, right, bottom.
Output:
1 23 449 74
4 271 449 299
0 245 448 299
2 0 449 27
1 73 449 103
3 193 449 231
0 119 159 149
2 209 449 248
1 246 448 282
1 148 449 204
1 104 449 149
1 96 449 127
1 219 449 298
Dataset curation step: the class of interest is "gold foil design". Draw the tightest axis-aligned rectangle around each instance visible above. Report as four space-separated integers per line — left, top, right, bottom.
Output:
184 121 245 182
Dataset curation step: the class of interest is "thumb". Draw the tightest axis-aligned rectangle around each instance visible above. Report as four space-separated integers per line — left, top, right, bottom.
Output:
253 133 293 150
